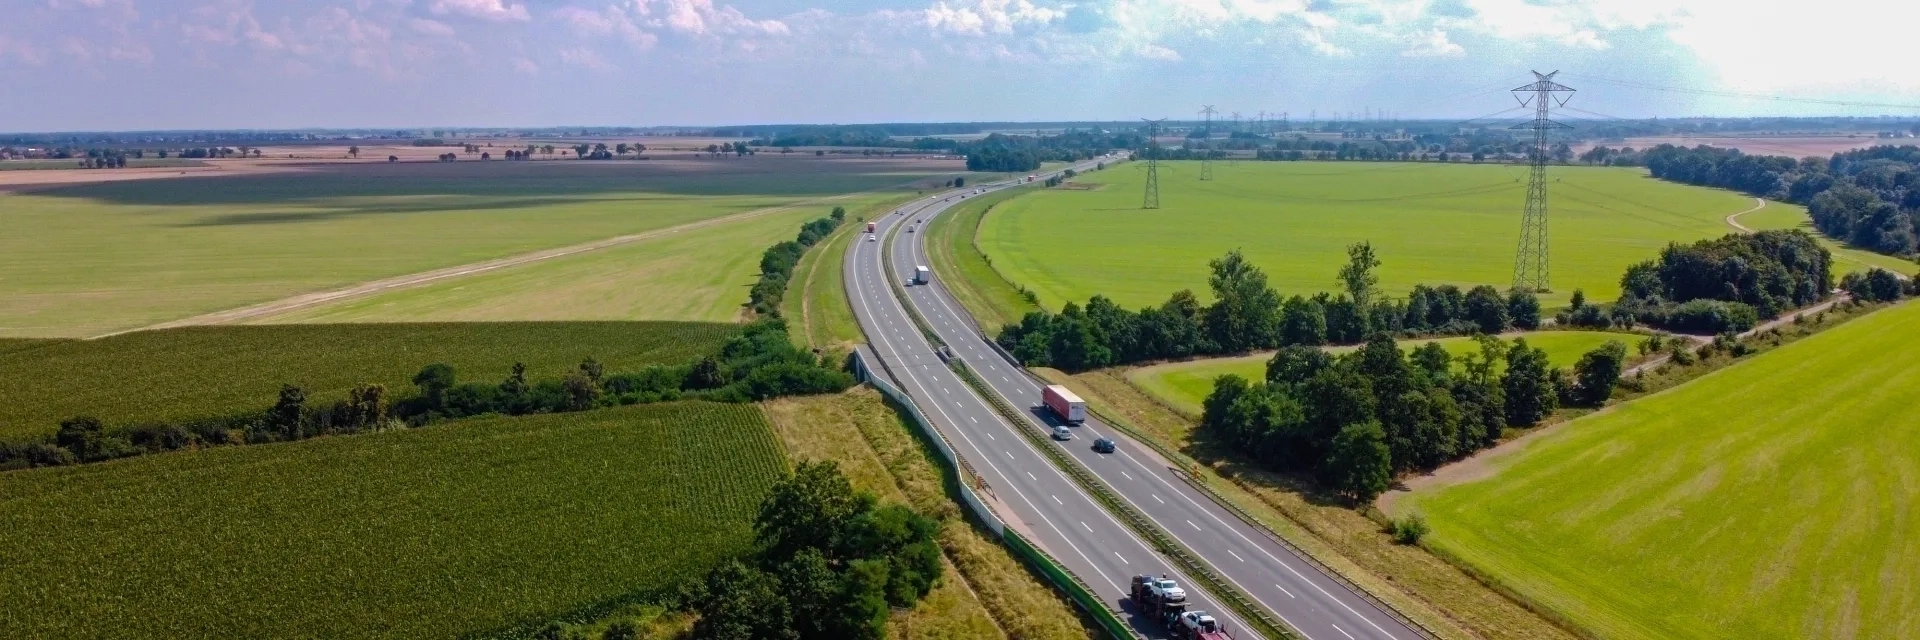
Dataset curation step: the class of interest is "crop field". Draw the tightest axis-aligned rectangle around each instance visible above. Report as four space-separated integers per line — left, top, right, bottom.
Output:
0 401 786 639
0 157 953 337
262 192 904 324
1403 301 1920 639
978 162 1780 310
0 322 733 440
1128 330 1634 417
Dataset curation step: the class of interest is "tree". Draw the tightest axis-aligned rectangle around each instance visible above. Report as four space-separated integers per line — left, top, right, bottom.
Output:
1568 288 1587 310
579 357 605 385
691 560 796 640
756 461 874 562
1266 345 1332 388
1278 295 1327 346
1501 340 1556 426
56 415 109 461
1202 250 1282 352
1323 421 1391 502
1463 285 1509 334
1507 288 1541 330
1338 241 1382 310
1570 340 1628 406
348 145 360 159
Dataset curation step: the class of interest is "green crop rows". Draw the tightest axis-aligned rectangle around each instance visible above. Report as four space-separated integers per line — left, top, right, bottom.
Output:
0 322 736 440
0 401 786 639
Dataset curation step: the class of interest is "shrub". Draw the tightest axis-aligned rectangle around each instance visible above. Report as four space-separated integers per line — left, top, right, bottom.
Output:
1391 512 1430 545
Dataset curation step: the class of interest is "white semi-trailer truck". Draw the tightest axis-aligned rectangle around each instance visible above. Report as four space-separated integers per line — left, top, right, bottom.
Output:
1042 385 1086 424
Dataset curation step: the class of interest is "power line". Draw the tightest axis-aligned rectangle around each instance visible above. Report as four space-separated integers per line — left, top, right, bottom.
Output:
1565 74 1920 112
1511 70 1575 293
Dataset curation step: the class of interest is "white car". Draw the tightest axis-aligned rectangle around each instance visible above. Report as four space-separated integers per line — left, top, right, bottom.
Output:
1052 425 1072 441
867 234 876 242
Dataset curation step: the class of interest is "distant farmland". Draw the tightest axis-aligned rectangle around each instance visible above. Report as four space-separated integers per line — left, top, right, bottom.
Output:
0 322 734 440
0 158 952 337
0 401 785 639
979 162 1795 310
1404 301 1920 639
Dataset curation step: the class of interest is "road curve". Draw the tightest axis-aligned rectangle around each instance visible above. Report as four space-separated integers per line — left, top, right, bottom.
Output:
848 161 1421 640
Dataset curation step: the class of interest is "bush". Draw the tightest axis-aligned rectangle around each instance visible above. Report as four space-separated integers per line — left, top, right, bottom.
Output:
1390 512 1430 545
1661 299 1760 334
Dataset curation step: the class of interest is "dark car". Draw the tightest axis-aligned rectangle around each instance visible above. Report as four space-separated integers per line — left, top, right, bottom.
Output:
1092 438 1115 454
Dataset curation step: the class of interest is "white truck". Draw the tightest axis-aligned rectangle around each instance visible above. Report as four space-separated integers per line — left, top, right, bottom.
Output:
913 265 931 285
1042 385 1086 424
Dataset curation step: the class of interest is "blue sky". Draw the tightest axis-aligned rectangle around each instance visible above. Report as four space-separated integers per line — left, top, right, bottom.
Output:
4 0 1917 131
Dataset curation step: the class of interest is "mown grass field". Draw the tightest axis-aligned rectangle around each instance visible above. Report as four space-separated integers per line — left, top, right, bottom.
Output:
0 158 949 337
0 322 733 440
0 401 786 639
1404 301 1920 639
927 185 1046 329
1128 331 1634 417
1732 200 1918 275
264 192 902 324
978 162 1780 310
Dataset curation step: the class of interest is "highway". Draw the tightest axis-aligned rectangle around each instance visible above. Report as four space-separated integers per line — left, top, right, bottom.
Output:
847 160 1420 640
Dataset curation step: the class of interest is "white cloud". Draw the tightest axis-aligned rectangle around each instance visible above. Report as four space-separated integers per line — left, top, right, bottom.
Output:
924 0 1065 36
430 0 530 23
558 46 613 69
408 18 456 37
655 0 790 37
1401 29 1462 57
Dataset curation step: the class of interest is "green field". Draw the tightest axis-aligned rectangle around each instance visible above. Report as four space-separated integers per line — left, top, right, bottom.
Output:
0 322 733 440
978 162 1776 310
0 401 785 639
0 160 944 337
1732 200 1918 275
1128 331 1634 416
1404 301 1920 639
262 192 902 324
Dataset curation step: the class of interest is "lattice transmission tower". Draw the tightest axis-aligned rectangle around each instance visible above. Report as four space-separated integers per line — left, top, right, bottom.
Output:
1141 118 1165 209
1510 70 1575 293
1198 105 1217 181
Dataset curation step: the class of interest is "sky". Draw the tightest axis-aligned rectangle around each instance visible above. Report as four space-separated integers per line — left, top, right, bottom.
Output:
4 0 1920 132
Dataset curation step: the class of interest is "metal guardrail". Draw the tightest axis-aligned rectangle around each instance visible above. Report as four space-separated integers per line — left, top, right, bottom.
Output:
947 358 1293 640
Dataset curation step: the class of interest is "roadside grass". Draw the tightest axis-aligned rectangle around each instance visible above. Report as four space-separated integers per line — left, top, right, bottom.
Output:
925 186 1045 329
1127 330 1637 417
1036 368 1582 640
1404 300 1920 640
763 388 1096 640
785 191 932 352
0 401 784 640
0 322 733 440
0 159 946 337
977 162 1801 310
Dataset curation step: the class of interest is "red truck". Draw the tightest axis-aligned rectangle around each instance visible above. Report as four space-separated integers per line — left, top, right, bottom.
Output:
866 221 877 233
1042 385 1085 424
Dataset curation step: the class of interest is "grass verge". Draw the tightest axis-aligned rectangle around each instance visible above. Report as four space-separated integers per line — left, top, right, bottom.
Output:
763 388 1096 640
925 186 1044 327
785 191 929 352
0 401 784 640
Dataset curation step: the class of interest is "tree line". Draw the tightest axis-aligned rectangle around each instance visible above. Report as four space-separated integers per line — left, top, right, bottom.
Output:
0 319 853 471
1554 230 1835 334
994 244 1543 372
750 207 846 317
1202 332 1627 502
1628 143 1920 258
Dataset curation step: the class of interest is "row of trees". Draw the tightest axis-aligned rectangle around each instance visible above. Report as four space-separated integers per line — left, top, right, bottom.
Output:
0 319 854 470
1202 333 1628 502
681 462 942 640
1639 144 1920 258
750 207 847 317
1557 231 1834 334
995 245 1542 371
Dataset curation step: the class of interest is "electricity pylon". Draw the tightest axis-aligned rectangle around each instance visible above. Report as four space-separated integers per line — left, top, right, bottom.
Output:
1142 118 1165 209
1510 70 1575 293
1198 105 1216 181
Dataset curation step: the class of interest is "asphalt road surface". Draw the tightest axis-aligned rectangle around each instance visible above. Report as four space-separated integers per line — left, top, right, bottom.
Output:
846 160 1419 640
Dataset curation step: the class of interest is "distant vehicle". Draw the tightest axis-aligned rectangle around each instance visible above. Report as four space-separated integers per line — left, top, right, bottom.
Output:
1093 438 1115 454
1042 385 1086 424
866 234 876 242
866 221 877 233
1025 175 1037 182
907 226 915 233
913 265 930 285
1051 425 1072 441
